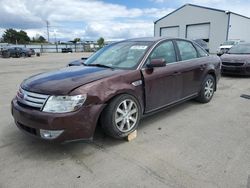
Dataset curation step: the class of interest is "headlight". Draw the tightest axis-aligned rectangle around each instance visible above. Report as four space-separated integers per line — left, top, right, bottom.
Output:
43 94 86 113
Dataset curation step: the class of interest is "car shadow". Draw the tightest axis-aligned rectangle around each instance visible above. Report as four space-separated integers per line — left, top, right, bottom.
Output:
4 100 200 162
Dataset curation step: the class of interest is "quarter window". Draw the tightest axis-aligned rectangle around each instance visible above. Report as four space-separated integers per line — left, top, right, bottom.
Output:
195 44 208 57
149 41 176 64
176 40 198 61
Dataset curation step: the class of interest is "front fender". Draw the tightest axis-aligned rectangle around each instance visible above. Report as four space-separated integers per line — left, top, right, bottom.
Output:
70 70 144 113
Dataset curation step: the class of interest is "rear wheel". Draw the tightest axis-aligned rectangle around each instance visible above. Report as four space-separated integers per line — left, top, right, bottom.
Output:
100 94 141 139
196 74 215 103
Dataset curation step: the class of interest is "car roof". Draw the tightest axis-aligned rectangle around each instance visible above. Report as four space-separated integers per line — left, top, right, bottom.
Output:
123 37 194 43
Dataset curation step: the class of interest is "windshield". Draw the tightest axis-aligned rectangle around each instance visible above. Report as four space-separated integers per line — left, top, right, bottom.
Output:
84 41 152 69
228 44 250 54
222 41 236 45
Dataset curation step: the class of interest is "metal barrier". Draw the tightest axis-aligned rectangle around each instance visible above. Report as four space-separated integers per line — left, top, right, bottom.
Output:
0 43 95 53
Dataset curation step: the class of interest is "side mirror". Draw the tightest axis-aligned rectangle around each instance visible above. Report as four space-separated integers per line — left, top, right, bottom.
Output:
147 58 166 68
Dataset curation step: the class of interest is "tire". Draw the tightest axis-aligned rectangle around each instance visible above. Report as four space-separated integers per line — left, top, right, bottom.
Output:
21 53 26 57
196 74 215 103
100 94 141 139
15 53 20 58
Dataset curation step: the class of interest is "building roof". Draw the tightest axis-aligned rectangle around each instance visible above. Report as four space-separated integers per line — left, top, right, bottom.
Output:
154 3 250 23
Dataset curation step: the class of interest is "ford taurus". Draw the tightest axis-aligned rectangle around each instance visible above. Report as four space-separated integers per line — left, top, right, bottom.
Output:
11 37 221 142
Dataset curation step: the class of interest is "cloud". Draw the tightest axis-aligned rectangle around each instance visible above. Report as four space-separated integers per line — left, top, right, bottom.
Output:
1 0 249 41
0 0 172 41
151 0 250 17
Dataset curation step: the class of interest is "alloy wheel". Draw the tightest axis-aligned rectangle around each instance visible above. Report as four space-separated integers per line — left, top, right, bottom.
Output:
204 79 214 99
115 99 138 132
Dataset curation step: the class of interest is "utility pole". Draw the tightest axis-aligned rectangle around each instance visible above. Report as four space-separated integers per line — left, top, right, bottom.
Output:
46 20 50 43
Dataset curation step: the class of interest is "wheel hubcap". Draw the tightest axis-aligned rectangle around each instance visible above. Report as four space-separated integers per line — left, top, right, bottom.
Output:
204 79 214 99
115 99 138 132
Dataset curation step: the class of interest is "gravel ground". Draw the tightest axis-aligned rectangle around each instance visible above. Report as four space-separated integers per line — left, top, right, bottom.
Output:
0 53 249 188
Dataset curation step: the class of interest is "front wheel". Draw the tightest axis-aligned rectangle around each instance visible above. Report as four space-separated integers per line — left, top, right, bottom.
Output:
100 94 141 139
196 75 215 103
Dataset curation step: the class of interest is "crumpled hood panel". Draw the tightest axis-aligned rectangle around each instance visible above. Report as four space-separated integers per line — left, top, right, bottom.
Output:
21 66 124 95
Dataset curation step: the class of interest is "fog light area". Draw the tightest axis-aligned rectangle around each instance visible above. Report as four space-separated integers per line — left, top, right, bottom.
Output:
40 129 64 139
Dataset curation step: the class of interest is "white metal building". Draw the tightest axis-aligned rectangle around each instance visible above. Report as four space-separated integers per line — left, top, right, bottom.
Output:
154 4 250 53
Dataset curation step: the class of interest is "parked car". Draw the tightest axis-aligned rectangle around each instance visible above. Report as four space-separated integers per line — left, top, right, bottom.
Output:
30 48 35 55
11 37 221 142
217 40 244 55
221 43 250 76
67 57 88 66
193 39 209 53
1 47 34 58
62 48 73 53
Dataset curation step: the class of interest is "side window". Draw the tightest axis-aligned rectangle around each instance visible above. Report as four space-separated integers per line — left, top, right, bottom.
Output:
149 41 176 64
195 44 208 57
176 40 198 61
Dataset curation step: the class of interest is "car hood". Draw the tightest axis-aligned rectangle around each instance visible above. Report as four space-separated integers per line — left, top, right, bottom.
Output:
221 54 250 63
21 66 124 95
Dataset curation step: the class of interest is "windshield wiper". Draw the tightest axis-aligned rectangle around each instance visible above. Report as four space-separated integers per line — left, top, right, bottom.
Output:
86 63 114 69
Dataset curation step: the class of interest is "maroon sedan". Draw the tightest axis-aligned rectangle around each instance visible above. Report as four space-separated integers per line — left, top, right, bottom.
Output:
221 43 250 76
11 37 221 142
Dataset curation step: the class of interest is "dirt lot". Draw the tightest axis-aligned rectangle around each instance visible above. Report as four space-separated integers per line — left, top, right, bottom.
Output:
0 53 249 188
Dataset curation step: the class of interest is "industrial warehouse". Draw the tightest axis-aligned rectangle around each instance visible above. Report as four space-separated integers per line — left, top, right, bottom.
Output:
154 4 250 53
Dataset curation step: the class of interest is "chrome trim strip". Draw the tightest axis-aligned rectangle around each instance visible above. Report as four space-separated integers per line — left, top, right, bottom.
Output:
25 96 45 104
132 80 142 86
24 89 49 99
17 88 49 109
19 99 44 108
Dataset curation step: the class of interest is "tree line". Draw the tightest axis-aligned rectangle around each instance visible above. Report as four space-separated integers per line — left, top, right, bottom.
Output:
0 28 46 44
0 28 105 47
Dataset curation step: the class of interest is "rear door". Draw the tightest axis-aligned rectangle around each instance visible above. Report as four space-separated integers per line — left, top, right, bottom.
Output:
141 40 182 112
174 40 208 98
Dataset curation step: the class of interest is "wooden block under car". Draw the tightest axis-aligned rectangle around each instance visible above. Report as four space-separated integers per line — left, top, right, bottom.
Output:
126 130 137 141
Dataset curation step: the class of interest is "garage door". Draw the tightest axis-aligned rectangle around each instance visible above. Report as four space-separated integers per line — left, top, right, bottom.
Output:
160 26 179 37
186 23 210 40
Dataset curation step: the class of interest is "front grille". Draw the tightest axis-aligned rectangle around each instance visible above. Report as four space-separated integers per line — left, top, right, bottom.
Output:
222 62 245 66
17 122 37 135
16 88 49 110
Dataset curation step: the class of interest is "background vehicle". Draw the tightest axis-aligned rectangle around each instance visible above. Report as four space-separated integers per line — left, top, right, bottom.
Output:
30 48 35 55
1 47 34 58
193 39 209 53
218 40 244 55
67 57 88 66
62 48 73 53
11 37 221 142
221 43 250 75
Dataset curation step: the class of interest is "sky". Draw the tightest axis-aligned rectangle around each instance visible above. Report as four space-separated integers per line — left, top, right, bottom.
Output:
0 0 249 42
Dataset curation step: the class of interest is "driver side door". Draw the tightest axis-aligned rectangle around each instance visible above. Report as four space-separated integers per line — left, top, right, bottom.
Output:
141 40 182 113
